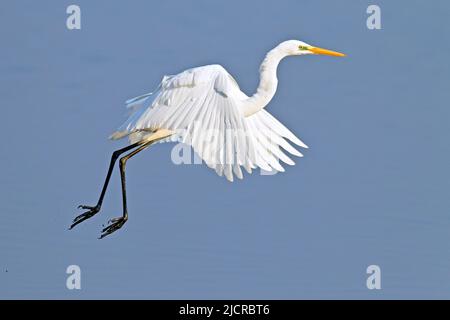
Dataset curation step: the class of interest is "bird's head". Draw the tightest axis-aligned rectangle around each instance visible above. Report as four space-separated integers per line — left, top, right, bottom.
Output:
279 40 346 57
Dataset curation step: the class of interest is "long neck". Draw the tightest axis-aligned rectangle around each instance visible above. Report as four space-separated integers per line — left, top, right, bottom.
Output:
243 46 287 117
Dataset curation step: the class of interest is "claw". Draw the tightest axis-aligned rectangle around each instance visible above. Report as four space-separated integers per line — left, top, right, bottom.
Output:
99 216 127 239
69 204 100 230
108 217 121 224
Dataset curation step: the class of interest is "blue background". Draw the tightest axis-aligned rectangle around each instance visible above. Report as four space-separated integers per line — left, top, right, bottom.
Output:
1 0 450 299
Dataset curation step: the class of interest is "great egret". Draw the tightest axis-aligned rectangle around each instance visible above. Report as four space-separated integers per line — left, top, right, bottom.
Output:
70 40 345 238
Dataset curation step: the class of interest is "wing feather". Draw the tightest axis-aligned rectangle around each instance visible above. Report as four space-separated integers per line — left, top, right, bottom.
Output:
111 64 307 181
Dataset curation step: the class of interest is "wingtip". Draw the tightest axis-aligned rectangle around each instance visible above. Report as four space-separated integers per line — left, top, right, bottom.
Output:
226 175 234 182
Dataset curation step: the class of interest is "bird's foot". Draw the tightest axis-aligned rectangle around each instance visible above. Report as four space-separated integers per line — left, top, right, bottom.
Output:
99 216 128 239
69 204 100 229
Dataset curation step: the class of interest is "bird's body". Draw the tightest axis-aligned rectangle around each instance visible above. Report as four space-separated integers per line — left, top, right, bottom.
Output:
111 63 307 181
70 40 345 237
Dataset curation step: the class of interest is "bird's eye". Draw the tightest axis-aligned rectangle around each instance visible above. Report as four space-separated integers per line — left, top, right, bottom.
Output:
298 45 309 51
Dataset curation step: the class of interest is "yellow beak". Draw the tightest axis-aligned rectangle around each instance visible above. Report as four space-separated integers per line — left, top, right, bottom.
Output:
309 46 346 57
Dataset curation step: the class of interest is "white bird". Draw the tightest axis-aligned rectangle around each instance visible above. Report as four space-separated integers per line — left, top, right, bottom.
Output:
70 40 345 238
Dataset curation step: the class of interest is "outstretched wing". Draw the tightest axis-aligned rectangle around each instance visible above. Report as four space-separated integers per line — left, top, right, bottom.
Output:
111 64 307 181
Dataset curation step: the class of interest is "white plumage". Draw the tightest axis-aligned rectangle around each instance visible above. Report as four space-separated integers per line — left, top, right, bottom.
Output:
111 40 345 181
71 40 346 237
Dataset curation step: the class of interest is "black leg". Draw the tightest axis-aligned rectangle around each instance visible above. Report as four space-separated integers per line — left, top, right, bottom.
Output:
99 140 154 239
70 141 144 230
